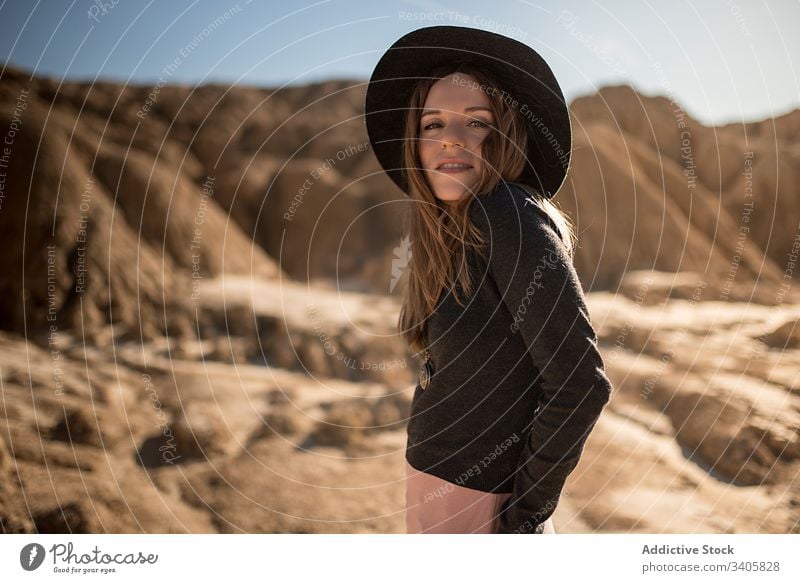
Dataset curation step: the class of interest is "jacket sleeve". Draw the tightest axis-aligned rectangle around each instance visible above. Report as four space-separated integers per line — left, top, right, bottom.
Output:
470 182 613 534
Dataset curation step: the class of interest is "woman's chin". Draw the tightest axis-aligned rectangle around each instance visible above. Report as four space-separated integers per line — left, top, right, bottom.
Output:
431 184 472 205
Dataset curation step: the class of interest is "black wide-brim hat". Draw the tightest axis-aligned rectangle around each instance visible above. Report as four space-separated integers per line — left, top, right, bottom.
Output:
365 25 572 199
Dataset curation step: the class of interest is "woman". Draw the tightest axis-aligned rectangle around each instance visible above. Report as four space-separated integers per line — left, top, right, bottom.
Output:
365 26 613 534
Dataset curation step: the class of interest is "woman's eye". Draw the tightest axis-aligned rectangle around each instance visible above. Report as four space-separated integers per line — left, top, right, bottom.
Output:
422 119 493 131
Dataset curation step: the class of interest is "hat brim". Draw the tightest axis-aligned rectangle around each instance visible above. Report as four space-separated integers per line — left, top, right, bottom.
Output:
365 25 571 199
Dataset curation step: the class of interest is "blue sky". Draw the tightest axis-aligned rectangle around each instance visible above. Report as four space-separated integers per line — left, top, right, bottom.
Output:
1 0 797 125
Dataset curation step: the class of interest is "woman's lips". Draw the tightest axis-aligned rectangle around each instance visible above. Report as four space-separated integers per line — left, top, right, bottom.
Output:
434 166 473 174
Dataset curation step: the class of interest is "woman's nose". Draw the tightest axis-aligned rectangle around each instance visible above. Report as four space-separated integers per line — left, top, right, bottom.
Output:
439 124 468 148
440 134 465 148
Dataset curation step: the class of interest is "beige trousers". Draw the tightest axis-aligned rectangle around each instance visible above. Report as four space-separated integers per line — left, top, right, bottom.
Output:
405 459 556 534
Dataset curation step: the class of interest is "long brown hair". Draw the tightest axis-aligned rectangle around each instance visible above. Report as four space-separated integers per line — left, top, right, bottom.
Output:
398 63 576 355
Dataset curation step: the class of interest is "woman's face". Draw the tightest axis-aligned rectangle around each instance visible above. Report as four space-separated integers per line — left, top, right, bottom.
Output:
418 72 495 206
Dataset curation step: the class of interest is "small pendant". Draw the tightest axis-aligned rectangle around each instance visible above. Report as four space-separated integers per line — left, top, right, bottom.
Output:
419 349 433 390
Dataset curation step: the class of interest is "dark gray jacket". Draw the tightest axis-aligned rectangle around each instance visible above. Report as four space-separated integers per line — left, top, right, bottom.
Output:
405 179 612 534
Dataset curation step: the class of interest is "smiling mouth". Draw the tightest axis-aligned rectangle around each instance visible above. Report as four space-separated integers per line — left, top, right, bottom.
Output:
435 163 473 173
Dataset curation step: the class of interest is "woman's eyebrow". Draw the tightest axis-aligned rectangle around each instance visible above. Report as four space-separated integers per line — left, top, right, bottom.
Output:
420 106 493 118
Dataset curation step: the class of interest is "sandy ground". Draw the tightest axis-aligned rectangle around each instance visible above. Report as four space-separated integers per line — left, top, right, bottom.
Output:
2 273 798 533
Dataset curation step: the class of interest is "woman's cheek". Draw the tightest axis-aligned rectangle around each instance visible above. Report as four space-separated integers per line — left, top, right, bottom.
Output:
419 143 435 171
